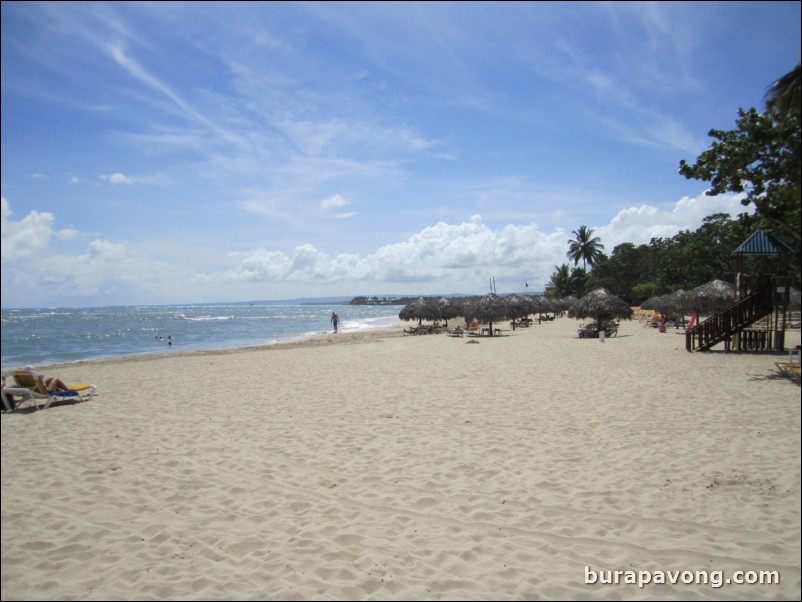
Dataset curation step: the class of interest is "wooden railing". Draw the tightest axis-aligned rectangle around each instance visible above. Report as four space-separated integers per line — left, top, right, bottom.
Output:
685 287 774 352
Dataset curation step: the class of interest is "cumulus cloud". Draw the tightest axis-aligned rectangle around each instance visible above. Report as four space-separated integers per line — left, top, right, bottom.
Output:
100 172 134 185
227 192 753 293
1 197 55 261
226 217 540 288
599 191 750 249
1 197 200 305
1 191 755 306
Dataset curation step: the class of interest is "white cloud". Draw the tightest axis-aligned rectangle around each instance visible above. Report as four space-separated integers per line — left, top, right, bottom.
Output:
226 193 754 294
320 195 358 219
321 194 350 209
232 249 293 281
599 191 750 249
100 172 134 185
1 191 757 306
0 197 55 261
56 227 82 241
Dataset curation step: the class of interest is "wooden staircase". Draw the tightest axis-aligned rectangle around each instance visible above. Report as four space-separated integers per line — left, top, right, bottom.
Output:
685 285 775 352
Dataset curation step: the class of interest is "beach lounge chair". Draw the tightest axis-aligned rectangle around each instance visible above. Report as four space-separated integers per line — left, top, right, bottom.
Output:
2 387 38 411
2 382 64 411
11 370 96 410
776 345 801 383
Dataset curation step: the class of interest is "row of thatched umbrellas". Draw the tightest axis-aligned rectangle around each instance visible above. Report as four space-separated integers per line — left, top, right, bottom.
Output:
398 294 576 335
398 290 633 336
640 279 737 317
641 280 801 320
398 279 798 337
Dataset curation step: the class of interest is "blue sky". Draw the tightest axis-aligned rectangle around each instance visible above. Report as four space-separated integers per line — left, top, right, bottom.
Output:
2 1 800 308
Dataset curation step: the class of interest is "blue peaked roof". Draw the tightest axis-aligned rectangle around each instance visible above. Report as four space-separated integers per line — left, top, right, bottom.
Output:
732 230 793 256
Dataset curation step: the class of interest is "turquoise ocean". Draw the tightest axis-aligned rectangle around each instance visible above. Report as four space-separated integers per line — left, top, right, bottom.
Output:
1 304 404 369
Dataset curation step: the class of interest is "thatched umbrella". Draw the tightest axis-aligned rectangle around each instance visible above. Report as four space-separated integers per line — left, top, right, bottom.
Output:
641 291 682 317
504 294 536 329
642 290 692 328
667 288 692 312
687 279 736 314
640 294 666 314
520 295 541 314
568 288 633 338
557 295 578 314
665 288 693 326
463 293 514 336
529 295 558 322
437 296 463 328
399 296 440 325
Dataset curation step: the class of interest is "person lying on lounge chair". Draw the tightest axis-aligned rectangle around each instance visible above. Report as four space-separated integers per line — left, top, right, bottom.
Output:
19 366 71 393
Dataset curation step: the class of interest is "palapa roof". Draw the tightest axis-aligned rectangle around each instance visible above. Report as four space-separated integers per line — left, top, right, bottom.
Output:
463 293 515 324
567 288 633 321
436 296 464 321
398 296 440 322
686 279 736 312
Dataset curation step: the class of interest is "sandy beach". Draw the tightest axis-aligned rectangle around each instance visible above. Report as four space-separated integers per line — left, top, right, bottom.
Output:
2 317 800 601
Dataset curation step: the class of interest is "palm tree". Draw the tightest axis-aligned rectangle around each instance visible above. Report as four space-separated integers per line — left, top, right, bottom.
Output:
545 263 589 298
765 63 801 117
545 264 572 298
567 225 605 271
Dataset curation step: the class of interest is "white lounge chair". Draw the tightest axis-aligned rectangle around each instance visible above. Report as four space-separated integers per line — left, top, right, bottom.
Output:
2 387 39 411
8 370 96 411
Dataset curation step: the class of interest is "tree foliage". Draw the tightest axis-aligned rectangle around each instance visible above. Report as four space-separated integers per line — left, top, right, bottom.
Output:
675 64 800 290
679 107 800 245
566 225 605 271
548 66 800 305
546 211 798 305
544 263 587 299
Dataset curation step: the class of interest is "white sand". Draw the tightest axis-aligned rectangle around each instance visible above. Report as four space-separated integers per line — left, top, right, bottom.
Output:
2 318 800 600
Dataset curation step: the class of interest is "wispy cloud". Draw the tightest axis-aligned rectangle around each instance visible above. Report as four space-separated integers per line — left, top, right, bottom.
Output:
1 1 795 307
107 44 249 150
321 194 351 209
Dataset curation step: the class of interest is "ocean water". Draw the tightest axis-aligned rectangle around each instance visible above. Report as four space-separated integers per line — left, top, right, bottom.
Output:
1 304 404 369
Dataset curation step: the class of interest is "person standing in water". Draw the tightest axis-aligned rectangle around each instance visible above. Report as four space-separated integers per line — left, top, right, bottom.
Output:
331 311 339 333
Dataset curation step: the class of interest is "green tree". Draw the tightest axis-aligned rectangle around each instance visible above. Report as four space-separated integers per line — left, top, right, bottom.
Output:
679 64 801 249
584 212 763 305
569 266 589 298
544 264 572 298
588 243 647 303
679 107 800 246
545 263 590 299
567 226 605 271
